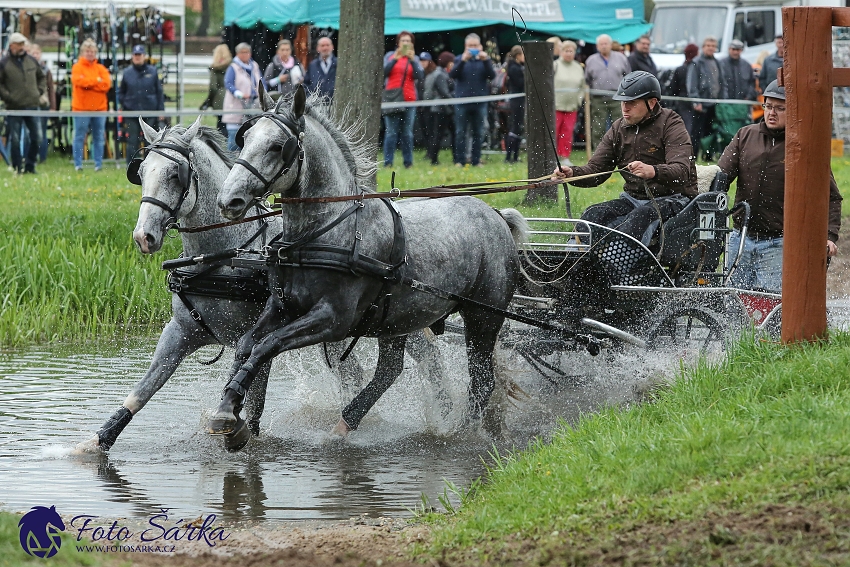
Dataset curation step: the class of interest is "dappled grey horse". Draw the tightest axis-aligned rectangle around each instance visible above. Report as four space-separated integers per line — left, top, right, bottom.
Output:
76 118 450 453
74 120 281 452
209 85 526 441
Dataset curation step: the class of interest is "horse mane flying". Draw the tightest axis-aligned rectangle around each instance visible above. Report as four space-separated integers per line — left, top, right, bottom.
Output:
161 125 237 169
275 92 378 192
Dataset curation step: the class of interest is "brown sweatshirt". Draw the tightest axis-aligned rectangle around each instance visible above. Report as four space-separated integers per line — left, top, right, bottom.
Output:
570 104 698 199
718 121 842 242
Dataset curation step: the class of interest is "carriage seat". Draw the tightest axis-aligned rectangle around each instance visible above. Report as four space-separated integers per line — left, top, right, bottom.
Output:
656 168 730 273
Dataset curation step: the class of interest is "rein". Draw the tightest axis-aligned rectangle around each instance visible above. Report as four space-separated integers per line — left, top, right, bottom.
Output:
182 168 626 234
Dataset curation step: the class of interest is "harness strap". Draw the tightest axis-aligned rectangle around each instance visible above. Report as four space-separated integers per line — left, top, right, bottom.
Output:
269 201 363 253
174 289 226 365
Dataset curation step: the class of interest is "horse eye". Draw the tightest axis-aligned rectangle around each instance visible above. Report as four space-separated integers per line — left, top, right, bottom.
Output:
269 144 282 153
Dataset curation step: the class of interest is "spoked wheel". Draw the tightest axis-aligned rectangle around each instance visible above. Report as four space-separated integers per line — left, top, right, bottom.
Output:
644 305 727 356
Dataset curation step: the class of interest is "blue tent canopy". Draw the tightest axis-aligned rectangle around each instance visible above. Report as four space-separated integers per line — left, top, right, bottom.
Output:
224 0 651 45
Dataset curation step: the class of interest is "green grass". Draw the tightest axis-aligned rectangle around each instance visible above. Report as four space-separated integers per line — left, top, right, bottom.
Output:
422 334 850 565
1 148 848 347
0 161 177 346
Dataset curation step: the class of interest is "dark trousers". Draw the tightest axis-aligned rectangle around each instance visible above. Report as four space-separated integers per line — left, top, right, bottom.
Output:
126 116 158 163
504 99 524 162
426 111 452 164
690 105 716 157
453 102 487 165
7 112 41 172
582 195 688 243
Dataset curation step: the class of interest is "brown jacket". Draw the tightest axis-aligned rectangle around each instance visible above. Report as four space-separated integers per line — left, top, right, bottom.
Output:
570 105 698 199
718 121 842 242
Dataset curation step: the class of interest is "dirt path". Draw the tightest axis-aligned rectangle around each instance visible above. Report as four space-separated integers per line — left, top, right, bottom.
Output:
102 516 425 567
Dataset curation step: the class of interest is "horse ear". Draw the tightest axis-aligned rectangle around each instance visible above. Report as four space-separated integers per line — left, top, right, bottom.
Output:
140 118 159 143
183 116 202 142
259 80 274 112
293 84 306 119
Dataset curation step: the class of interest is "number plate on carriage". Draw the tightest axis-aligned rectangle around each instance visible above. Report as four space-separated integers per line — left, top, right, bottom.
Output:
699 212 715 240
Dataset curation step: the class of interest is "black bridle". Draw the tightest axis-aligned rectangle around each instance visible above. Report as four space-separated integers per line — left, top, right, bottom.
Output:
127 135 197 224
233 112 305 198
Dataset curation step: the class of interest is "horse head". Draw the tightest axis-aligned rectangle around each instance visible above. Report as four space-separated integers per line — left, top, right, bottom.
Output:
130 117 203 253
219 82 307 220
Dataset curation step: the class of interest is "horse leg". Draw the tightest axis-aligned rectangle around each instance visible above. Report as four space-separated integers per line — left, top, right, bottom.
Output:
405 330 452 418
79 319 205 452
334 334 408 436
243 361 271 436
323 341 367 404
208 301 344 436
222 361 270 453
461 309 504 437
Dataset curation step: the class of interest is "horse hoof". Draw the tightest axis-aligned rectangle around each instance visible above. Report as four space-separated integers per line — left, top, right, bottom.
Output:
207 412 238 435
224 418 251 452
71 436 103 455
330 418 351 438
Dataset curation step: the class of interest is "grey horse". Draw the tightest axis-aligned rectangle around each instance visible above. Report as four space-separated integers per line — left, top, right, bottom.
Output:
76 118 451 453
209 86 526 442
74 120 279 452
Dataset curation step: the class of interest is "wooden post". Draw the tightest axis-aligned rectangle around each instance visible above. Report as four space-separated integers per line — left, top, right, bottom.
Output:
523 41 558 204
781 7 832 342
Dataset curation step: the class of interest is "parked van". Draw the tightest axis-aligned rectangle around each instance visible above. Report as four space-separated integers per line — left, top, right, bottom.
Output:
650 0 843 70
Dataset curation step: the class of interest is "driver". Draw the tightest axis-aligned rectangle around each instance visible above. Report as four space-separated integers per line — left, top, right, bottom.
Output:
553 71 697 243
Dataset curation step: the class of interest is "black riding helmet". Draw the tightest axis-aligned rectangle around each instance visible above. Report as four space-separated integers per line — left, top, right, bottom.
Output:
762 79 786 100
613 71 662 102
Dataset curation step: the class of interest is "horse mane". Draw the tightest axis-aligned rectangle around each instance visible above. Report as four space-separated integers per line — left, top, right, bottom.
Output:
162 124 237 169
276 92 378 191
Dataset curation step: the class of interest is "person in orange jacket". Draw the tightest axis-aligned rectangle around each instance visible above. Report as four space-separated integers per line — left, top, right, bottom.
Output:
71 39 111 171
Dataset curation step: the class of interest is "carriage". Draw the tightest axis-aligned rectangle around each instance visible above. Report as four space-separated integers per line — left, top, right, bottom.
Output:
484 170 783 372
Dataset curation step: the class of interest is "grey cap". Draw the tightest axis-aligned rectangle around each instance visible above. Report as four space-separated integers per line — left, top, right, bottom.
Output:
8 32 27 44
729 39 745 49
763 79 785 100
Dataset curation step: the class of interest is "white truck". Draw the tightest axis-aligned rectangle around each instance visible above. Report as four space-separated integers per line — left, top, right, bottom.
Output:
649 0 843 70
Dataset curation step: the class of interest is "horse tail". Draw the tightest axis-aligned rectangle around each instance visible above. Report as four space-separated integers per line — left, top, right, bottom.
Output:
497 208 528 246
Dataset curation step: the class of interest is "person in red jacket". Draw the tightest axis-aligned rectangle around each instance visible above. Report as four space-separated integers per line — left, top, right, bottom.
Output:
71 39 112 171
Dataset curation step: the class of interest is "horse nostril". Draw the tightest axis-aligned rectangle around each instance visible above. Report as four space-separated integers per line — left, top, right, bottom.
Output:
145 234 156 246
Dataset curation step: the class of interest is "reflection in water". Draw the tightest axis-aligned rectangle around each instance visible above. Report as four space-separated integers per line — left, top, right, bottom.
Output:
0 336 663 523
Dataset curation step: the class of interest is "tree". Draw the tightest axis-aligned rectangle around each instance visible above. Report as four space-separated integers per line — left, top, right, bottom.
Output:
334 0 385 185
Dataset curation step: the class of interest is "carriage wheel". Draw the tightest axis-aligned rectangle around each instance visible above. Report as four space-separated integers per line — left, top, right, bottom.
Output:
644 305 727 355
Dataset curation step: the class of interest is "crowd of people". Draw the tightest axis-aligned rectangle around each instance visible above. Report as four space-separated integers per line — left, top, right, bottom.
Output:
1 29 784 173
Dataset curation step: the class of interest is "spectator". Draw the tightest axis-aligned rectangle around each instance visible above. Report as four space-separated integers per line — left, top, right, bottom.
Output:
504 46 525 163
719 80 841 293
686 36 723 160
627 35 658 77
417 52 435 153
303 37 337 100
423 51 454 165
554 40 585 166
0 32 45 174
449 33 495 167
668 43 699 141
200 43 232 137
716 39 756 148
751 50 770 123
759 36 784 88
71 38 111 172
120 45 164 164
584 33 631 147
382 31 424 169
263 39 304 97
223 42 261 152
25 42 54 164
546 36 562 60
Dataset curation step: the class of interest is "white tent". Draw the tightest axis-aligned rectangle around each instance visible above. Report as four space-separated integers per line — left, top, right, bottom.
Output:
2 0 186 107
